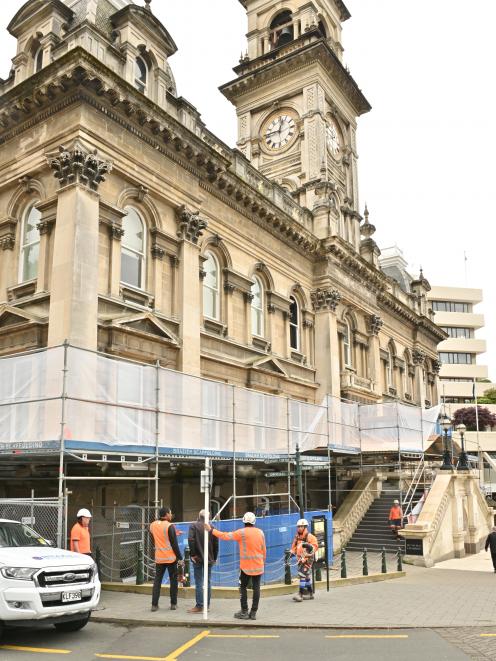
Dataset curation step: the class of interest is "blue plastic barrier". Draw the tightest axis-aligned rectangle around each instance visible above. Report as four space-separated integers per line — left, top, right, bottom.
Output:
168 510 332 587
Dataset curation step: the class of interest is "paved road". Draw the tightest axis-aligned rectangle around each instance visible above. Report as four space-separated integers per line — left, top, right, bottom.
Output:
2 623 496 660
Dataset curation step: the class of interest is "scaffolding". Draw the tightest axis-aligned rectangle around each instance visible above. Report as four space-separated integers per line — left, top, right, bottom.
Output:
0 344 440 537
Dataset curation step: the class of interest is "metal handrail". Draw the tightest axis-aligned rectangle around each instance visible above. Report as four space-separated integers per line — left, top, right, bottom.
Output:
402 455 425 518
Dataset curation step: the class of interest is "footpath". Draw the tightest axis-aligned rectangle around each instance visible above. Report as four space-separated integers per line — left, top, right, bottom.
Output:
91 551 496 629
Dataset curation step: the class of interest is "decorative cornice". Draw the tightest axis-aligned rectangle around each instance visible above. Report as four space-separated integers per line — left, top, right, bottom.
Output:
324 239 387 292
223 267 253 296
175 205 208 244
311 288 341 312
47 142 112 191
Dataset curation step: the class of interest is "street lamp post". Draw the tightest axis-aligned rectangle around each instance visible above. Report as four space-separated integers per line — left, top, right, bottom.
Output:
440 415 453 471
456 423 470 471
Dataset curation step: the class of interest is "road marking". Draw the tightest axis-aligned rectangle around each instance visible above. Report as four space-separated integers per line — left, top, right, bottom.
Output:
480 634 496 637
208 634 280 639
326 634 409 639
163 630 211 660
95 655 165 661
0 645 71 654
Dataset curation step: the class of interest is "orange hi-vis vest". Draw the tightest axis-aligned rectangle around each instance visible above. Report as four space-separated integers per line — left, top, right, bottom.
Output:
291 530 318 560
213 526 266 576
150 520 176 564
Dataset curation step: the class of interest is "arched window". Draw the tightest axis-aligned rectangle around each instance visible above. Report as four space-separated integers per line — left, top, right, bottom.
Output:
387 346 394 388
270 10 294 49
251 277 264 337
318 21 327 38
121 207 145 289
34 47 43 73
289 296 299 351
19 204 41 282
135 56 148 94
203 252 220 320
343 319 352 367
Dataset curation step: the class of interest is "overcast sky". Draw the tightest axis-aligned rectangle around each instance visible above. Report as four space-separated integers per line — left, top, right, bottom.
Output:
1 1 494 383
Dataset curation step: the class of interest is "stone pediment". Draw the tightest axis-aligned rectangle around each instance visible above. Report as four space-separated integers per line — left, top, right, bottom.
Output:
250 356 288 377
7 0 73 37
107 313 178 344
0 305 44 328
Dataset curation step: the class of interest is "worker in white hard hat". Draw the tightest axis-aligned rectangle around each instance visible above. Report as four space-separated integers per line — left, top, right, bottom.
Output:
205 511 266 620
70 508 93 557
290 518 318 602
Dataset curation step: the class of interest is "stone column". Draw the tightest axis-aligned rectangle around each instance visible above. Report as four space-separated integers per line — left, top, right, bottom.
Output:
0 218 16 300
35 198 57 293
366 314 383 398
311 288 341 401
46 143 112 349
413 349 426 407
175 206 207 376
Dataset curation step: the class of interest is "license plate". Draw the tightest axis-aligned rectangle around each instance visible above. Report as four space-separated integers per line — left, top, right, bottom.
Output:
62 591 82 603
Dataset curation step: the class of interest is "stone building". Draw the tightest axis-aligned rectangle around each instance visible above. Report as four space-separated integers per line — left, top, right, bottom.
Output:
0 0 444 518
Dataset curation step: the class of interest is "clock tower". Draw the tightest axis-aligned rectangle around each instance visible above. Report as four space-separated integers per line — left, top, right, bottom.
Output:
221 0 371 240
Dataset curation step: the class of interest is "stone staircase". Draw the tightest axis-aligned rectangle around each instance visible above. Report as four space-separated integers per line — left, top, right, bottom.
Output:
345 490 407 554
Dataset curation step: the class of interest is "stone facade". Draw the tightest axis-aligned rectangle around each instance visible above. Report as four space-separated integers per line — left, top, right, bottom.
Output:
0 0 444 411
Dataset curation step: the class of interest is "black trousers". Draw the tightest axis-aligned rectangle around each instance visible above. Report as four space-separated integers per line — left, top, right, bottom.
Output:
239 570 261 613
152 561 178 607
491 552 496 571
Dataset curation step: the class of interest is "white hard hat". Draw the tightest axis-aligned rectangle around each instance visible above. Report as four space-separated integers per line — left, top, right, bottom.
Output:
297 518 309 527
242 512 256 525
77 508 92 518
393 500 400 505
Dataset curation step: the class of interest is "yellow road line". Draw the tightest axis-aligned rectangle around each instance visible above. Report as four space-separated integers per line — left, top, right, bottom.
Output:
208 634 280 639
0 645 71 654
164 630 211 660
95 655 165 661
480 634 496 637
326 634 409 639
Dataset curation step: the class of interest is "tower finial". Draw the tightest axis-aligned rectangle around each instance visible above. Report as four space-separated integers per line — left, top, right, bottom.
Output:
364 203 369 221
144 0 152 12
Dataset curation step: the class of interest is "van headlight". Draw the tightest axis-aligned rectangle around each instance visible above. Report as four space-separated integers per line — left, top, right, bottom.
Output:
1 567 37 581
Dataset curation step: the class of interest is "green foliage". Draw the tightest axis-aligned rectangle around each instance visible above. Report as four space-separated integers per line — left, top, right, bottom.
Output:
479 388 496 404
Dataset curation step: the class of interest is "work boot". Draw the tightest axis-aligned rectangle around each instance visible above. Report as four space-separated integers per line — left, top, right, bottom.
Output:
234 610 250 620
170 604 177 610
249 611 257 620
150 605 159 612
292 593 303 602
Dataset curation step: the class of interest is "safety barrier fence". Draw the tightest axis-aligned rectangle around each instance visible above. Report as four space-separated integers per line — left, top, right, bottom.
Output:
0 344 440 457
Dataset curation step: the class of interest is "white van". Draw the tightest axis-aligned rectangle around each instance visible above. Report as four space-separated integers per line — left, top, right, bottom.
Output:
0 519 100 638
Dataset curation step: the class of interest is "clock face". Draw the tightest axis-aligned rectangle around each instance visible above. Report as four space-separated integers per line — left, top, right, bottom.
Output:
326 121 341 156
264 113 297 151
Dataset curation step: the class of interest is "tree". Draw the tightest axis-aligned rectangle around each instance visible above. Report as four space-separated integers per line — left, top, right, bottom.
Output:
479 388 496 405
452 406 496 431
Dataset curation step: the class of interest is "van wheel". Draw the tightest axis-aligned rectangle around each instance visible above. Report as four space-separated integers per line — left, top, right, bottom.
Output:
54 614 90 632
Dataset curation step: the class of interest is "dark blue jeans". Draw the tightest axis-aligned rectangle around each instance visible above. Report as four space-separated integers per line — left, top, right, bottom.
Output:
193 561 212 608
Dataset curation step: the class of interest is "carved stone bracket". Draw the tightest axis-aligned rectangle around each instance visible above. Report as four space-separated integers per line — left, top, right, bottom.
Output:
109 224 125 240
367 314 383 336
151 244 165 260
176 205 208 244
311 288 341 312
432 359 442 374
0 235 15 250
36 220 54 236
47 143 113 191
0 216 17 251
412 348 426 366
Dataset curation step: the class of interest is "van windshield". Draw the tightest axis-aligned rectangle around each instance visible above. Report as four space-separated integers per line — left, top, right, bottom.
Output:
0 522 50 548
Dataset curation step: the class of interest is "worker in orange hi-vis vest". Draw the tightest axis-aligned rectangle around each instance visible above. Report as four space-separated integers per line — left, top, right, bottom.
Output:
290 518 318 602
205 512 266 621
388 499 404 538
149 507 183 612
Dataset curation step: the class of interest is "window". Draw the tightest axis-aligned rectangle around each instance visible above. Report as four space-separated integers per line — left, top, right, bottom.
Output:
440 327 473 339
289 296 299 351
439 352 475 365
121 207 145 289
34 48 43 73
251 277 264 337
203 252 220 320
432 301 471 313
20 205 41 283
343 319 352 367
269 10 294 49
135 56 148 93
387 347 394 387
